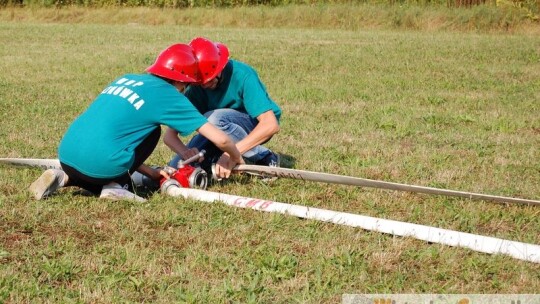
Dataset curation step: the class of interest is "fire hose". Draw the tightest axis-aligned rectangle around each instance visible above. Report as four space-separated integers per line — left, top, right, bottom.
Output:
1 157 538 206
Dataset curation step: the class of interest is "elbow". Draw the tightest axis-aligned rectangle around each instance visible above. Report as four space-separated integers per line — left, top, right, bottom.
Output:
267 121 280 137
272 123 280 135
214 136 233 148
258 111 280 137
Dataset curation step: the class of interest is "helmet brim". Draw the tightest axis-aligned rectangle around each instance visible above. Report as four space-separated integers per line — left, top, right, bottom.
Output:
146 44 202 83
146 64 200 83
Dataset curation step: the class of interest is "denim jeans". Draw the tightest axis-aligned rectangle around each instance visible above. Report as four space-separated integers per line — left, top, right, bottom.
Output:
169 109 271 168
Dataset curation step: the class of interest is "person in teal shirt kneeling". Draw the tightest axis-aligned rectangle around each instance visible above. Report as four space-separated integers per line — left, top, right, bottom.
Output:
29 43 243 202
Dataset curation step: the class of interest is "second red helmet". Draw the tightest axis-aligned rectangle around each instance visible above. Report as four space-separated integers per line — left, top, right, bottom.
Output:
189 37 230 84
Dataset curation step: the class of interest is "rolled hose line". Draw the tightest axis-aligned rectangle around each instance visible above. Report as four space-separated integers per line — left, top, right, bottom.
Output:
1 157 538 205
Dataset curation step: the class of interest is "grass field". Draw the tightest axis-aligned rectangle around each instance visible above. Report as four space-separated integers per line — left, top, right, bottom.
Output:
1 8 540 303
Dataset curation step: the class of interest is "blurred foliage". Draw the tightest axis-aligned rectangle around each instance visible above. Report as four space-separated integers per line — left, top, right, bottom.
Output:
0 0 537 22
496 0 539 20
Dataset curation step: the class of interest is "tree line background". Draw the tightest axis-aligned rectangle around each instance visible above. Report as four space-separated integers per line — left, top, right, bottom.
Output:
0 0 537 12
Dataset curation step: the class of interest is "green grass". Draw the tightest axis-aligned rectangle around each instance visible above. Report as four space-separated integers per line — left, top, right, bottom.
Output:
1 10 540 303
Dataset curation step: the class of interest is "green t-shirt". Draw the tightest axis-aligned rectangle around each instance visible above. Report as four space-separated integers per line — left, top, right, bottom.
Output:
58 74 207 178
185 60 282 121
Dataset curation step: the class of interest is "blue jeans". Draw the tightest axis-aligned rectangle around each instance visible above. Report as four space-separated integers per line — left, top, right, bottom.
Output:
169 109 272 169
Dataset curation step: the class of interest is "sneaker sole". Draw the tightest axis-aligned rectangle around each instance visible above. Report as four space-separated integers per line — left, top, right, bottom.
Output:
29 171 60 200
100 190 146 202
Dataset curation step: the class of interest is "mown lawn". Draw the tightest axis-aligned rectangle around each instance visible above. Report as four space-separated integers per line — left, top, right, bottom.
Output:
0 14 539 303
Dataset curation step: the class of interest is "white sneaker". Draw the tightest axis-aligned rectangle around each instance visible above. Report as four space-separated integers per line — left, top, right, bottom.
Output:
99 183 146 202
29 169 66 200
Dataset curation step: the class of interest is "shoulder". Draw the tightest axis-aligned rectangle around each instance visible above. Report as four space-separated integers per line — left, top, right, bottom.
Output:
130 74 185 103
109 73 171 91
229 60 261 86
230 60 257 75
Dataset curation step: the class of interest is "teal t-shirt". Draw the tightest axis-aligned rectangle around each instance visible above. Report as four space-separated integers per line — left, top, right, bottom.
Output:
58 74 207 178
185 60 282 121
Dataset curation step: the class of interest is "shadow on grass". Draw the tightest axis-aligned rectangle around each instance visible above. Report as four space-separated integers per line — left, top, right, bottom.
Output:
278 153 296 169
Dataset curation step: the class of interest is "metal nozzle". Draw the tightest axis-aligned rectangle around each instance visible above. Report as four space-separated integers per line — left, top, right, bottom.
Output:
188 167 208 190
211 164 222 182
160 178 181 193
177 149 206 168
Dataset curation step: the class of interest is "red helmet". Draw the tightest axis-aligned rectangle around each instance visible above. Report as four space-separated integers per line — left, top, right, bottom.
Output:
146 44 201 83
189 37 229 84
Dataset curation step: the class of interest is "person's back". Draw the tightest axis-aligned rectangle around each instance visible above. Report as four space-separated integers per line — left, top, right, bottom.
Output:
59 73 204 178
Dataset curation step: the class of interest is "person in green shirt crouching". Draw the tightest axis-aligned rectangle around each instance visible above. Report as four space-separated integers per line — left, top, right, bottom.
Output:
164 37 282 176
29 43 243 202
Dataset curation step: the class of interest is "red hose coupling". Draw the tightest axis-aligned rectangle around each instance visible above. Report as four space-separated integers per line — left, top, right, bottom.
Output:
160 165 208 190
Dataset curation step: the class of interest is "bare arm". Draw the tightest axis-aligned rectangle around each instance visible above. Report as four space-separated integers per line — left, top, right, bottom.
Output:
163 127 200 160
137 164 160 180
235 110 280 154
137 163 179 183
